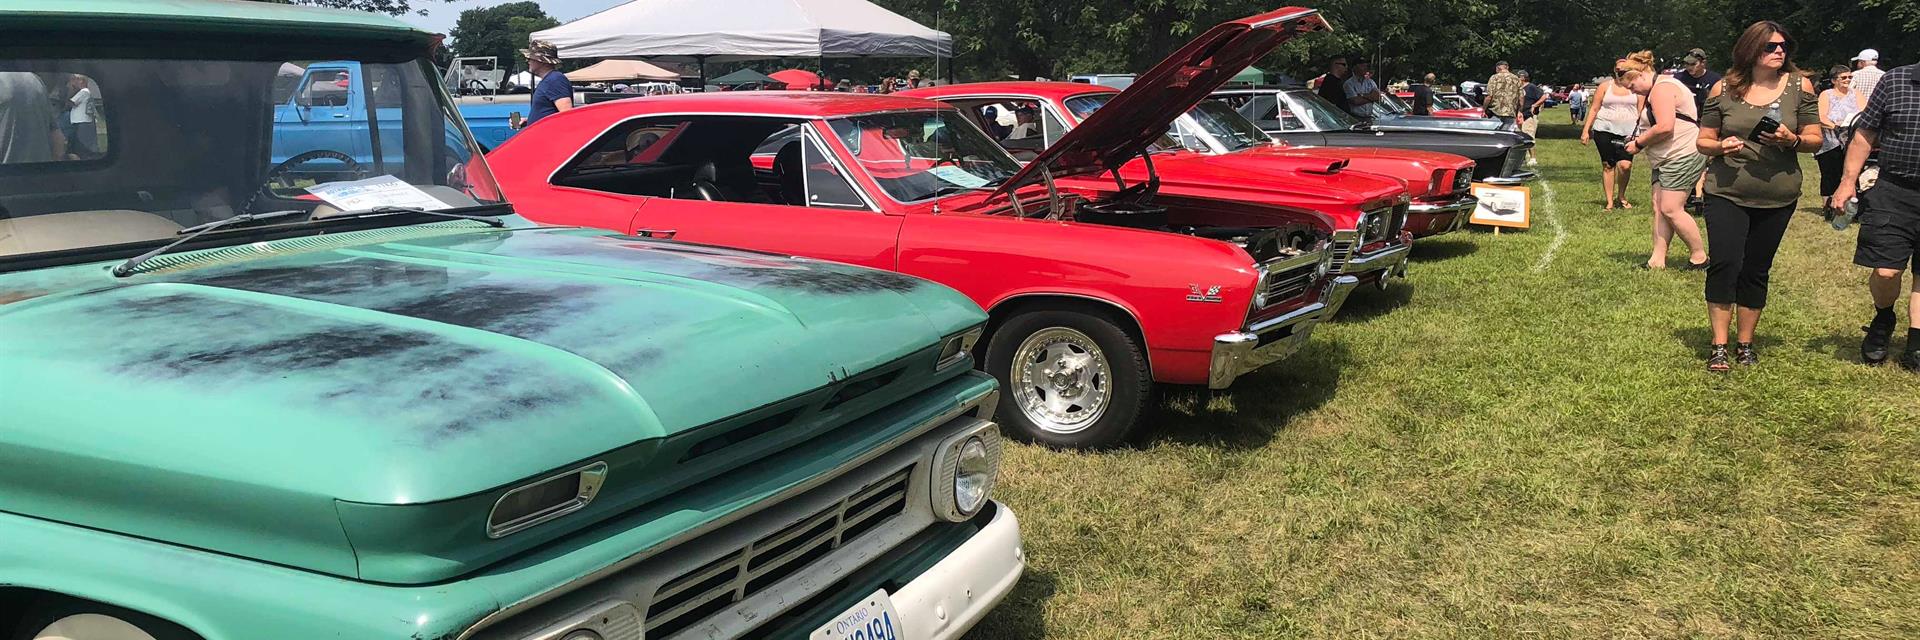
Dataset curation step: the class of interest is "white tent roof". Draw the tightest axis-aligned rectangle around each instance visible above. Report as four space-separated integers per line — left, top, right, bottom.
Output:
567 59 682 82
532 0 952 61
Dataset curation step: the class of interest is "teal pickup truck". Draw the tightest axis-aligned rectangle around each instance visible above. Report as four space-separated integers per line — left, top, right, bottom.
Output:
0 2 1022 639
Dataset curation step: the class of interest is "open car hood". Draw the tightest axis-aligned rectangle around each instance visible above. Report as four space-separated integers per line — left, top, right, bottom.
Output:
989 7 1330 200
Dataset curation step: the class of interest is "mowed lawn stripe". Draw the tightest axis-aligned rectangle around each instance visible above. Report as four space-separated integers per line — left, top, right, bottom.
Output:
968 114 1920 639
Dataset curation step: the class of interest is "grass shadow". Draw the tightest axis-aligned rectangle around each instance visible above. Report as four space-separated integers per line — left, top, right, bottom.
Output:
1136 339 1352 451
1329 281 1415 322
1805 329 1876 365
1410 237 1478 262
962 567 1056 639
1671 326 1788 352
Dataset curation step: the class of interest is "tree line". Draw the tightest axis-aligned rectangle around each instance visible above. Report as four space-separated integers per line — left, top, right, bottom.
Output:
254 0 1913 84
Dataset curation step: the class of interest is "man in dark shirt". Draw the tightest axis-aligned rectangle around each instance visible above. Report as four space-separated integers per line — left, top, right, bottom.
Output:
1831 62 1920 370
1409 73 1436 116
1672 48 1720 117
521 40 572 127
1316 56 1350 110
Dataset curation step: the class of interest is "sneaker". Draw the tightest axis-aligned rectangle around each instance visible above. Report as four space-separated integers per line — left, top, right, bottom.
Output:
1707 344 1731 372
1862 323 1893 364
1735 343 1758 366
1901 350 1920 373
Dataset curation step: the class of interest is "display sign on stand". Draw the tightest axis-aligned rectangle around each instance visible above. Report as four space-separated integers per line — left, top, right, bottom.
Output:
1469 184 1531 234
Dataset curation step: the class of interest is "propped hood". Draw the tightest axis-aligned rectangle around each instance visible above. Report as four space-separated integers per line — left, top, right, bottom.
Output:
990 7 1331 199
0 225 981 580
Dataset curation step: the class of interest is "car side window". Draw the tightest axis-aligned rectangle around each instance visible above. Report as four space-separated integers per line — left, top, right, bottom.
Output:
800 132 866 209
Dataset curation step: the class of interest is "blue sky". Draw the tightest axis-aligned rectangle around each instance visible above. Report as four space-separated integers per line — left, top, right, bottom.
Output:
400 0 627 36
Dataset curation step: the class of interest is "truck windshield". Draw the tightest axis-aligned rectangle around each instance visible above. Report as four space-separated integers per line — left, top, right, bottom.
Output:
0 57 504 262
826 111 1021 203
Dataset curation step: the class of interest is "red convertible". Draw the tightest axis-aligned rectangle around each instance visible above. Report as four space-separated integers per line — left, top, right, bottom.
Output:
490 8 1387 448
906 81 1478 242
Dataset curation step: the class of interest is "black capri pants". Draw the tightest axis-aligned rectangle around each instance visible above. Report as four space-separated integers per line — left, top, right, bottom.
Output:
1703 195 1795 309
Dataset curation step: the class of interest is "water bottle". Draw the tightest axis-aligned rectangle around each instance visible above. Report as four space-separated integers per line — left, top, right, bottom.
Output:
1830 197 1857 231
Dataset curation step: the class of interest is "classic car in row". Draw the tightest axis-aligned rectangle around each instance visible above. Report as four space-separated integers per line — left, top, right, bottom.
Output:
1212 87 1537 184
902 81 1476 239
0 2 1020 639
490 8 1360 449
1392 89 1488 119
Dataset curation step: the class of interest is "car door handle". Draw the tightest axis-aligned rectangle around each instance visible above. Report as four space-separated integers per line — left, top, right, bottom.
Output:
331 113 349 118
635 228 677 239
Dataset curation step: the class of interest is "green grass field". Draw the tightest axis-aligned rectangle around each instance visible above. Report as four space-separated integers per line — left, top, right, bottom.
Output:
967 111 1920 639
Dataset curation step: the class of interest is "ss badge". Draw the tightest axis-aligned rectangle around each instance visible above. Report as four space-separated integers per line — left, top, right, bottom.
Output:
1185 284 1224 303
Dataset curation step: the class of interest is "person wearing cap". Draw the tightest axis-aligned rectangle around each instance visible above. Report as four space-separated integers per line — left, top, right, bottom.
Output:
1853 49 1885 101
521 40 572 128
1485 61 1525 128
1830 57 1920 371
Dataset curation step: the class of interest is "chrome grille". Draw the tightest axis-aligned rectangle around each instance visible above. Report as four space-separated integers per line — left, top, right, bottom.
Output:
1328 240 1355 274
644 467 913 638
1501 145 1528 178
1261 261 1318 305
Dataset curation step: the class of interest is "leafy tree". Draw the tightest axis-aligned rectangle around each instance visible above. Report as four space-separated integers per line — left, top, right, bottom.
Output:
448 2 561 72
243 0 427 17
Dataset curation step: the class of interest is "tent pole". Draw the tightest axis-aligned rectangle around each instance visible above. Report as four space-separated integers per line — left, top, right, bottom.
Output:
697 56 708 90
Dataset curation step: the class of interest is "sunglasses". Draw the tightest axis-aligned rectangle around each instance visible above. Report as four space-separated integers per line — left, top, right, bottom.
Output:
1763 41 1792 54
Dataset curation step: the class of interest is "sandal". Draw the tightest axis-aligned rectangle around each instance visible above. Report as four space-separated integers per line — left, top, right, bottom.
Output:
1707 344 1732 372
1735 342 1758 366
1683 260 1709 271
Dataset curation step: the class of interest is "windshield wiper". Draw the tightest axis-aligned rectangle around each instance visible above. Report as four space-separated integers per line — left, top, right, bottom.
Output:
111 209 308 277
327 204 510 228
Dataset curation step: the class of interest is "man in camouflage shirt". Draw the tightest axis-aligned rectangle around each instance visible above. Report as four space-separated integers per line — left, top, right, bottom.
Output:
1484 61 1525 128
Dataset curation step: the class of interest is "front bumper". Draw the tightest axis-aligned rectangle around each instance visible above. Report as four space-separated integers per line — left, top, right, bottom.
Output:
889 502 1024 640
1207 274 1361 389
1345 239 1412 280
1481 171 1538 185
1408 195 1477 236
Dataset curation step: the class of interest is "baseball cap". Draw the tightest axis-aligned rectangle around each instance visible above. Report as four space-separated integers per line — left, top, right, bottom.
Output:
1683 48 1708 64
1852 48 1879 62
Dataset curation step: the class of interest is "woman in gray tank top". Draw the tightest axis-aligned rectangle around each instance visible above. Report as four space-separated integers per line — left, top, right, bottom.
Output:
1617 50 1708 271
1693 21 1823 371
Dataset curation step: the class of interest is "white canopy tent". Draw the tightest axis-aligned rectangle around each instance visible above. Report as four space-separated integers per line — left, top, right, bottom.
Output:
566 59 682 82
531 0 952 62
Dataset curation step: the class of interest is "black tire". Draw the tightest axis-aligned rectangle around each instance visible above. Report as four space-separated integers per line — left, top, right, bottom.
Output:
10 597 197 640
984 309 1151 449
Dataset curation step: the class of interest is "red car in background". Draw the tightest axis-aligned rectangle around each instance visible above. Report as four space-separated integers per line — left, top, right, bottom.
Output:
907 81 1478 242
1395 90 1489 119
489 8 1378 448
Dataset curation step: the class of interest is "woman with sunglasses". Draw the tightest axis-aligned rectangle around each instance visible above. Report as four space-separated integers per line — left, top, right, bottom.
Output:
1694 21 1823 371
1816 65 1867 199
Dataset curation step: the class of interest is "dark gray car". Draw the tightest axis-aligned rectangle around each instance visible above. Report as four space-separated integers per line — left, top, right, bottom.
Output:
1213 88 1536 184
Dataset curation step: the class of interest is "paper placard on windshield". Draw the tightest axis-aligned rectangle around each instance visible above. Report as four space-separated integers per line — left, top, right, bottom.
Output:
305 176 451 212
927 165 989 189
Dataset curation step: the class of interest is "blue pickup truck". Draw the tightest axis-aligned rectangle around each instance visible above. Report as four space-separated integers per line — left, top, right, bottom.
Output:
272 61 527 178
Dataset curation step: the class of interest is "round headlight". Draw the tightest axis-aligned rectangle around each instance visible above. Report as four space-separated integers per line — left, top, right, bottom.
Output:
953 436 992 516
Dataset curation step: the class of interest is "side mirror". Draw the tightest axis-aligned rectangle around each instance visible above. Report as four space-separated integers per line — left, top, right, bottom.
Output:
295 94 313 108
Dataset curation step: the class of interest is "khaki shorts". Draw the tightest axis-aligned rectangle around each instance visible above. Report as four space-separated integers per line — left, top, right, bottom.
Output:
1653 153 1708 192
1520 117 1539 136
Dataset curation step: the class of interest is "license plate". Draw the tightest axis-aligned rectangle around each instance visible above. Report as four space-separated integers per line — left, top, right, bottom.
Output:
809 589 902 640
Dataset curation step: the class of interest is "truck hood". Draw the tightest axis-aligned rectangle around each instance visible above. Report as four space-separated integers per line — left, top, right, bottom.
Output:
0 223 981 580
990 7 1330 199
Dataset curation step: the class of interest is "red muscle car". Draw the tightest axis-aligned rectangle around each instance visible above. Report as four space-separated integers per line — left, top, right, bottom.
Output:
908 81 1478 245
489 8 1383 449
1394 90 1490 119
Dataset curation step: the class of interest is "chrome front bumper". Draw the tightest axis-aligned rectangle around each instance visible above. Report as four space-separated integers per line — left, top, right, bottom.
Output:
1409 195 1478 234
891 502 1024 640
1481 171 1538 185
1346 240 1412 277
1207 274 1361 389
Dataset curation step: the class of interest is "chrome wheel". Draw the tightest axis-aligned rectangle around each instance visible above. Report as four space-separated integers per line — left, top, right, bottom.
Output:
1010 327 1112 434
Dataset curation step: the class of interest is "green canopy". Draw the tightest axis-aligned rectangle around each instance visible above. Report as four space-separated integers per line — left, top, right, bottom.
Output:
1230 66 1265 85
709 68 782 87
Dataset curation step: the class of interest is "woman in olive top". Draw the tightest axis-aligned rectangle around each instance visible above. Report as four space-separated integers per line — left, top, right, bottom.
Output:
1695 21 1823 371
